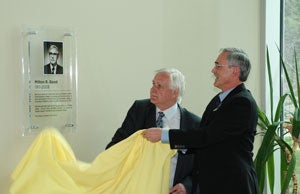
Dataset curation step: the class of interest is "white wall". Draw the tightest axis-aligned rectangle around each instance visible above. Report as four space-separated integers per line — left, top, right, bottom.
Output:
0 0 262 193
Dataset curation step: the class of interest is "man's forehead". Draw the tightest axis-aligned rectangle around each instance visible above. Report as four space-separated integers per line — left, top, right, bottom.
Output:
153 76 169 82
216 52 228 62
50 48 58 52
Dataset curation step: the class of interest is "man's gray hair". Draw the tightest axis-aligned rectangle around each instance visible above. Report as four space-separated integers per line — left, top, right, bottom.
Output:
221 47 251 82
155 67 185 103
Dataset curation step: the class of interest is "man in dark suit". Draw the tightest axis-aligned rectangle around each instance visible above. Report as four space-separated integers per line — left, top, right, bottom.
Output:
106 68 201 194
44 44 63 74
143 48 259 194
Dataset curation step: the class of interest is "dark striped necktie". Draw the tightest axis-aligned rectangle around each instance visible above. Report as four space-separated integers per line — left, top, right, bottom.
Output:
156 111 165 128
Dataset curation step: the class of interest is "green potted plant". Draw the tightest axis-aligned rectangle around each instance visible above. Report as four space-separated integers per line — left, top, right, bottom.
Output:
254 47 300 194
279 47 300 193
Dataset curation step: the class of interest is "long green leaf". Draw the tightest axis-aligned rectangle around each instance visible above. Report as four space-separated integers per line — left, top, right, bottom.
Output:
282 153 296 194
257 106 270 129
274 94 289 122
294 48 300 107
278 47 298 108
255 124 279 193
292 107 300 138
266 47 274 122
292 48 300 139
267 152 275 194
276 138 296 194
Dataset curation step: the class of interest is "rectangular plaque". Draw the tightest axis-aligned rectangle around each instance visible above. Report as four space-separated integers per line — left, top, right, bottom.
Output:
21 26 78 135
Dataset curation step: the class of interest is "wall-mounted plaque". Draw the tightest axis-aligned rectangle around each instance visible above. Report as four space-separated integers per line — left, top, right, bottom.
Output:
21 26 78 135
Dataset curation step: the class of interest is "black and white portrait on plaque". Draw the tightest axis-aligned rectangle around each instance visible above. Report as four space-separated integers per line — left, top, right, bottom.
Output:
43 41 63 75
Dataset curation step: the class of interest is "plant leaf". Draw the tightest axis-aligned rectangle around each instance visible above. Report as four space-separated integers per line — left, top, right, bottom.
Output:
279 47 298 108
292 108 300 137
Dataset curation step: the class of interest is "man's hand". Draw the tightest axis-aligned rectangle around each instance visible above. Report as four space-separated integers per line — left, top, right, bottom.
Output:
142 128 162 142
169 183 187 194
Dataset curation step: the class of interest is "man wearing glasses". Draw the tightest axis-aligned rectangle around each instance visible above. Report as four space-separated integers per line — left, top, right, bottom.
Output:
44 44 63 75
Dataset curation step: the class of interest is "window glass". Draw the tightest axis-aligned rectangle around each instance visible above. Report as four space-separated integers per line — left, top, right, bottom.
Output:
282 0 300 192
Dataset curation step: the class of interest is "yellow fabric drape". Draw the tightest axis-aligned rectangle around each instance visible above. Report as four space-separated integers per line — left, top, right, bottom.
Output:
10 128 176 194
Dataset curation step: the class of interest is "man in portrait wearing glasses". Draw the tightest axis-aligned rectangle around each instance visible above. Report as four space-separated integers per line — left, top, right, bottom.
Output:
44 44 63 75
143 48 259 194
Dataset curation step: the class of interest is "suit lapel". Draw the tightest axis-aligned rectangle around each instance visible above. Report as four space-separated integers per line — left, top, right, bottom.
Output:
144 102 157 128
221 83 245 104
178 105 187 129
200 83 246 126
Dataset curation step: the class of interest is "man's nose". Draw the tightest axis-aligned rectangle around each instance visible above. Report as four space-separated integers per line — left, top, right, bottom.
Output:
211 68 216 73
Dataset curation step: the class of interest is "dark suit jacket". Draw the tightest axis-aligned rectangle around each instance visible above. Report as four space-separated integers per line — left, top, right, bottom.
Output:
169 84 259 194
106 99 201 193
44 63 63 74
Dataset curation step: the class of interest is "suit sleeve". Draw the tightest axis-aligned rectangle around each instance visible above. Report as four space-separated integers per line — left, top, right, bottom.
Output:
169 96 256 149
105 100 152 149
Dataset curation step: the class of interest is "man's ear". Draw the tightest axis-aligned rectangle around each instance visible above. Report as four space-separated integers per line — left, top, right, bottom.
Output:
173 88 179 97
233 66 240 77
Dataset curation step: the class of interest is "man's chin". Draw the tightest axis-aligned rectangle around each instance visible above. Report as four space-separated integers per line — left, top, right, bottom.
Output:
150 98 157 104
213 80 219 87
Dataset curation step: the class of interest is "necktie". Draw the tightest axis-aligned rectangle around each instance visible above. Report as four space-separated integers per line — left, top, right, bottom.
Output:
156 111 165 128
51 67 55 74
212 95 221 111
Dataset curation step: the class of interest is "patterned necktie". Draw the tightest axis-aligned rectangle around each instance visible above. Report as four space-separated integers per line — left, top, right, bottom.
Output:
51 67 55 74
156 111 165 128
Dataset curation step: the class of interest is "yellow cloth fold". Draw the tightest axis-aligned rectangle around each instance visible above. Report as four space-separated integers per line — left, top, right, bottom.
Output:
10 128 176 194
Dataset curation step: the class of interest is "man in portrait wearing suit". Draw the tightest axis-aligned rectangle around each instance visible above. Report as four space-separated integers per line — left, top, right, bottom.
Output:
44 44 63 74
106 67 201 194
144 48 259 194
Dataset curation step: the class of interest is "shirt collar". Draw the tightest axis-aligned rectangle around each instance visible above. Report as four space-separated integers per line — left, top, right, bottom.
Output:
157 103 178 120
50 64 56 69
219 87 236 102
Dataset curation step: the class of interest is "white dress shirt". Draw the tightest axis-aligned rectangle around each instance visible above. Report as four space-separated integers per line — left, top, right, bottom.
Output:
157 103 180 188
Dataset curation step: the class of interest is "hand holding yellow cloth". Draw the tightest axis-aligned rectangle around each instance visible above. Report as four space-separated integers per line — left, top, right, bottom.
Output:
10 128 176 194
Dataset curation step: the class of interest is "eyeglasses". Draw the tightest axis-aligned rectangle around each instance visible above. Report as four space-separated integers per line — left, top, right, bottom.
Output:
214 64 228 69
49 52 58 56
